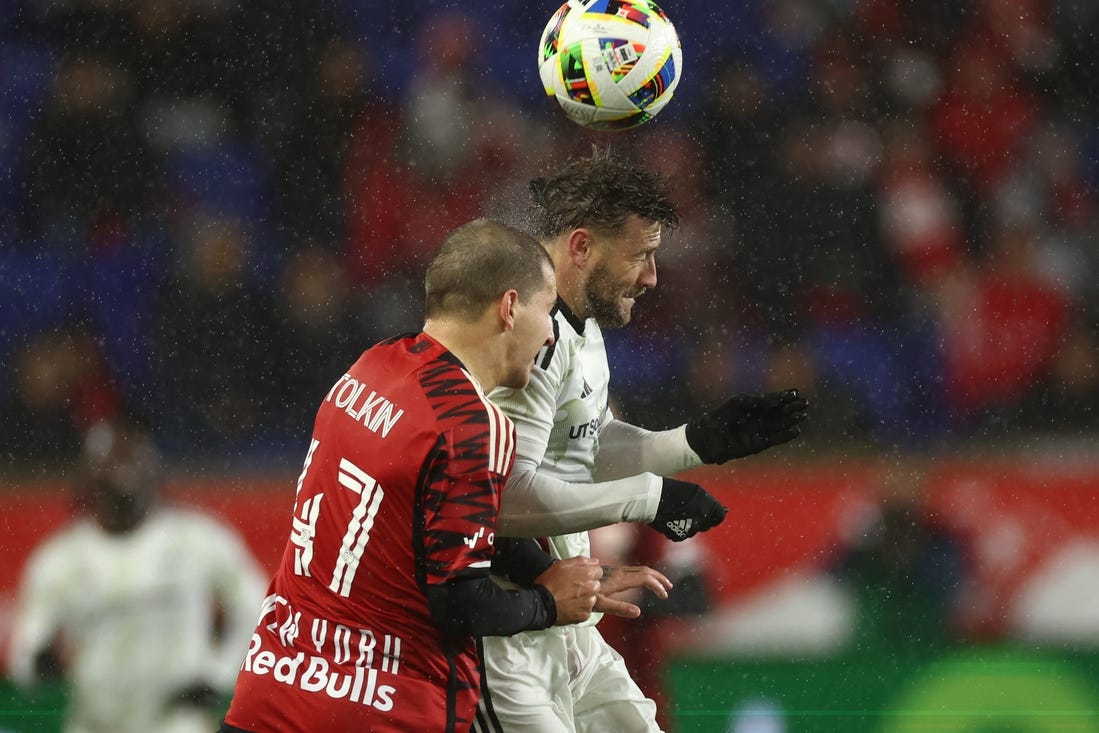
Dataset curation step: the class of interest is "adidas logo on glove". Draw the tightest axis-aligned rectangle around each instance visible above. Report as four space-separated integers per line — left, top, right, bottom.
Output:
663 519 693 539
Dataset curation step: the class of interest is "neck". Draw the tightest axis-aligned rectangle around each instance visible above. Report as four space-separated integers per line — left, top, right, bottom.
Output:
422 321 500 393
548 242 587 320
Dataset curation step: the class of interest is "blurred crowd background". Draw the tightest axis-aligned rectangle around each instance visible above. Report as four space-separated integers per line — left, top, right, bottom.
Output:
3 2 1099 729
1 0 1097 474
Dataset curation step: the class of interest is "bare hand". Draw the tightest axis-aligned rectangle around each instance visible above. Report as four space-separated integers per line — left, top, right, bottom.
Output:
535 556 601 626
594 565 673 619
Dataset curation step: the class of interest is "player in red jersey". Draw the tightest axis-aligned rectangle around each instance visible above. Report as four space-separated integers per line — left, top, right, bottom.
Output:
220 219 670 733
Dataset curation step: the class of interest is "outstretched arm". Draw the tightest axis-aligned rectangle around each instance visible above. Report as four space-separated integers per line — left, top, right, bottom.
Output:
497 459 661 537
594 421 702 481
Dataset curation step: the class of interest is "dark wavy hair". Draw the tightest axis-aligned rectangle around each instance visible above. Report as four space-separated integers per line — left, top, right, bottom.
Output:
528 146 680 240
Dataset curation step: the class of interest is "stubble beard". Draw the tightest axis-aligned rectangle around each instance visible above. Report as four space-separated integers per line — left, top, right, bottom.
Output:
585 264 639 330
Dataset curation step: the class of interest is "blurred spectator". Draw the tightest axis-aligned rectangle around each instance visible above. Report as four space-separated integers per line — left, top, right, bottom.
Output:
876 119 965 288
1007 120 1099 317
147 212 273 456
274 37 382 250
228 0 342 152
934 220 1073 427
342 12 529 293
6 417 267 733
693 61 783 244
122 0 245 111
830 460 967 653
262 245 365 446
0 325 120 469
17 52 160 248
1017 317 1099 432
928 34 1040 230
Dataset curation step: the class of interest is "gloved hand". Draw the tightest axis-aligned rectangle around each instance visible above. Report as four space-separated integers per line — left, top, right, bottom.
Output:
685 389 808 465
649 477 727 541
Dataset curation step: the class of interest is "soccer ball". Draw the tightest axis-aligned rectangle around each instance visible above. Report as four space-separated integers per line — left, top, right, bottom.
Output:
537 0 682 131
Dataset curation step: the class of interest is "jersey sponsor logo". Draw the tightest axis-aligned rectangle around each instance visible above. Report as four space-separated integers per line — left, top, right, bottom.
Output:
244 596 404 711
326 374 405 437
462 527 495 553
568 418 600 440
241 634 397 711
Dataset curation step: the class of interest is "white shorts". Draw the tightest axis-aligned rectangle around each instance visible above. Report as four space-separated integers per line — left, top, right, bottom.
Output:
474 624 662 733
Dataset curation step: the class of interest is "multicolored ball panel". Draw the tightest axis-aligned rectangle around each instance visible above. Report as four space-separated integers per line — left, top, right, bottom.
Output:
537 0 682 130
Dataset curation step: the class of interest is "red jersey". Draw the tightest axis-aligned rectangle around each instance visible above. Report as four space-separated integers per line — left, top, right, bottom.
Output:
225 333 515 732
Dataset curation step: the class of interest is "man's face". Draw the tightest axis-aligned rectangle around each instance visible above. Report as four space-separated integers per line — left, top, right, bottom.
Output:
90 476 154 534
584 215 661 329
501 263 558 390
80 423 159 534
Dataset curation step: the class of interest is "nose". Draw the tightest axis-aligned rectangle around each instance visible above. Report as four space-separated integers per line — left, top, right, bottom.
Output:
544 318 556 347
639 257 657 289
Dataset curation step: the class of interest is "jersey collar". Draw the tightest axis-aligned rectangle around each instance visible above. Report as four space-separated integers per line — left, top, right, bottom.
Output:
556 297 586 335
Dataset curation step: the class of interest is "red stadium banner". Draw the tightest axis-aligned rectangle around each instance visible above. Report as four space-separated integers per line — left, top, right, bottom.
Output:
3 458 1099 662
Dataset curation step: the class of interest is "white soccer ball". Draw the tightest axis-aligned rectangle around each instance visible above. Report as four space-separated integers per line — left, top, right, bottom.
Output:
537 0 683 131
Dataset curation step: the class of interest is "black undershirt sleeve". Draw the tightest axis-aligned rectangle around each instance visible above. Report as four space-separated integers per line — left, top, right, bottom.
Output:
425 576 556 637
426 536 559 637
490 536 555 587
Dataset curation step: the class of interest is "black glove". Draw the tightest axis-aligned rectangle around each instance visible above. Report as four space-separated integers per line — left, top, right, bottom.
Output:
685 389 808 465
649 477 728 541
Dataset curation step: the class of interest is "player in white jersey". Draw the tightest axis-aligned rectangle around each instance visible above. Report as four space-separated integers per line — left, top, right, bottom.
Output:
7 418 267 733
477 147 809 733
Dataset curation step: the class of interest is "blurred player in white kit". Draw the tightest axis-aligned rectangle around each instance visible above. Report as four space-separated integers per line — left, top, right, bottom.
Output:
7 417 268 733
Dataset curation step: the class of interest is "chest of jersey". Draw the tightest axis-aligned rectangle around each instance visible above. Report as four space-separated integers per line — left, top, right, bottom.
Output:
57 518 211 637
541 315 610 481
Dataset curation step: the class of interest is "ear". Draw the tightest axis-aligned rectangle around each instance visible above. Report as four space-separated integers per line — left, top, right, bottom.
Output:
565 228 594 269
498 289 520 331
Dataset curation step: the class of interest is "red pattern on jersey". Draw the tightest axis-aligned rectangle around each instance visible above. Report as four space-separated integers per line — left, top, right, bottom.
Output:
225 333 514 733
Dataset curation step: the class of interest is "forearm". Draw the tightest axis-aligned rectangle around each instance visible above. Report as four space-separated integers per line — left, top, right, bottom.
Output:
594 421 702 480
491 537 555 587
208 582 268 689
426 576 555 637
496 464 661 537
7 599 59 688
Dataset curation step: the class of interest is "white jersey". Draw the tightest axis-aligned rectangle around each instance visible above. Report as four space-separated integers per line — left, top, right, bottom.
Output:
493 302 611 564
8 506 267 733
490 300 702 563
480 300 701 733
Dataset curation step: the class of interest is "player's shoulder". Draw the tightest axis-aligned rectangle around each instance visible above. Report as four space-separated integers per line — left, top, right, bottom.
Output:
28 518 93 556
156 505 241 543
423 357 511 431
22 518 100 578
